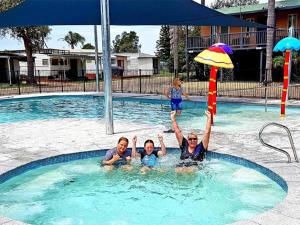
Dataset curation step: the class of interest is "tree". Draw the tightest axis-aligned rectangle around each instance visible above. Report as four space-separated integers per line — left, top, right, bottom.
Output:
156 26 172 71
211 0 258 9
265 0 275 81
82 43 95 49
0 1 51 80
112 31 141 53
0 0 24 13
62 31 86 49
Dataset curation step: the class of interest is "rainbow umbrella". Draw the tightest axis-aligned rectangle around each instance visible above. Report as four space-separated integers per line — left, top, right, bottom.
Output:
210 43 233 114
194 46 234 124
211 42 233 55
273 37 300 117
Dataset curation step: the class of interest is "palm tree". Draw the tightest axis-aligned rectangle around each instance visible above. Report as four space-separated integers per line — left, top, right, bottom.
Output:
62 31 85 49
265 0 275 81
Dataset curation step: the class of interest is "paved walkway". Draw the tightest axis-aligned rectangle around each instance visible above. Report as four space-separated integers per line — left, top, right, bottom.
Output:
0 92 300 225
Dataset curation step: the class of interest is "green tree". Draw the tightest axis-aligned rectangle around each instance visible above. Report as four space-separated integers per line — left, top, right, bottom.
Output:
156 26 172 71
0 1 51 80
112 31 141 53
62 31 86 49
0 0 24 13
211 0 258 9
82 43 95 49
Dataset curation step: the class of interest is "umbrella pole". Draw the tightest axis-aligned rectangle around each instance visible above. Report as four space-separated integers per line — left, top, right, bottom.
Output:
213 72 218 115
208 66 218 124
281 50 290 117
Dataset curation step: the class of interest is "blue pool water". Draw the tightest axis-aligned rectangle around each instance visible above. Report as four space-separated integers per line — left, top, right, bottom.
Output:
1 95 300 133
0 152 286 225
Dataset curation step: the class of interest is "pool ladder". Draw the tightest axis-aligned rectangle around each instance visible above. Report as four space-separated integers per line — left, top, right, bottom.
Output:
259 122 299 163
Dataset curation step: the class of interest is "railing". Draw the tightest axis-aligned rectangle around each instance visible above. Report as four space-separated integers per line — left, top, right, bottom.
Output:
187 28 300 51
259 122 299 163
1 69 300 100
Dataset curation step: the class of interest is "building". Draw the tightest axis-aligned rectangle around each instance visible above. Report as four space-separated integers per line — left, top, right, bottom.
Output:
187 0 300 81
0 52 27 84
1 49 159 81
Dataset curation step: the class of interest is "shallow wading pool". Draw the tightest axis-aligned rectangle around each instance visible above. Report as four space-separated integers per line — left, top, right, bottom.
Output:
0 150 287 225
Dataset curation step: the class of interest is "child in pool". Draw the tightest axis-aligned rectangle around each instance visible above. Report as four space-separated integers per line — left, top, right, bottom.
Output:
131 134 166 173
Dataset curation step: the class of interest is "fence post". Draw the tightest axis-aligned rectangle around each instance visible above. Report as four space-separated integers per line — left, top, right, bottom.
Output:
83 77 86 92
61 72 64 92
121 74 123 93
17 71 21 95
139 69 142 93
38 70 41 93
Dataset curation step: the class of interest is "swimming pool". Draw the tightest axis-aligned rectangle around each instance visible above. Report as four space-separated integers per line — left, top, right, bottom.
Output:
1 95 300 133
0 150 287 225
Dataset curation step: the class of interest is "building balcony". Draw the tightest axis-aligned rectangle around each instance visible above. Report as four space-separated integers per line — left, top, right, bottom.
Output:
187 28 300 52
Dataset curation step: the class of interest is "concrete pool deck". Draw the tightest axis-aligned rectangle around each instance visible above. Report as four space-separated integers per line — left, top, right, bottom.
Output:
0 92 299 225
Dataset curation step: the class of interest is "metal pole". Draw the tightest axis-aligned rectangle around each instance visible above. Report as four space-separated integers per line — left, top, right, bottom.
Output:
7 57 12 85
94 25 100 92
100 0 114 134
185 26 189 81
259 50 263 82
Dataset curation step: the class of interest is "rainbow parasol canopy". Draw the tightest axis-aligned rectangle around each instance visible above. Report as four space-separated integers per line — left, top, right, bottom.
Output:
194 46 234 69
211 43 233 54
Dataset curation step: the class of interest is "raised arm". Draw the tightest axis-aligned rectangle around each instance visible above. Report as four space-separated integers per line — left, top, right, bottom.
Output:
157 134 166 156
131 135 140 158
170 111 183 146
201 111 212 150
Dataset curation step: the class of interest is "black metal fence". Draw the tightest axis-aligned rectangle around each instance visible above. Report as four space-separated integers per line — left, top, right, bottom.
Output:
0 69 299 100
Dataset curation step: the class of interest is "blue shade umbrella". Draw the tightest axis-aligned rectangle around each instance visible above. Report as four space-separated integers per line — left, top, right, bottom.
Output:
211 43 233 54
0 0 267 27
273 37 300 52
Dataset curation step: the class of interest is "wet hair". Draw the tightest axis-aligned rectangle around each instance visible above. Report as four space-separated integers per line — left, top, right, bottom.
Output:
144 139 154 147
172 78 181 87
187 132 198 139
118 137 129 144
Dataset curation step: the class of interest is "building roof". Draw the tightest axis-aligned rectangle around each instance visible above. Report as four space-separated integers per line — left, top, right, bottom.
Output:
0 52 28 61
218 0 300 15
114 53 156 58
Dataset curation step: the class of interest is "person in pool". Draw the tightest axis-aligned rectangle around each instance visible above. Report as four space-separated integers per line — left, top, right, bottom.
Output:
165 78 191 116
170 110 212 173
102 137 132 171
131 134 166 173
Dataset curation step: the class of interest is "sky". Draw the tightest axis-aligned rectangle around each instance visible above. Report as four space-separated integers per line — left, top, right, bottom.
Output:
0 0 268 55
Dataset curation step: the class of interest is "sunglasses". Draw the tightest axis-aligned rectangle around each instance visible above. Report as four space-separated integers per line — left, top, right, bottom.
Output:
188 138 197 141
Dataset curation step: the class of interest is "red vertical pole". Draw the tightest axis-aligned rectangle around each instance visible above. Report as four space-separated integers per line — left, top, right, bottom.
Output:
281 50 290 116
212 69 218 115
208 66 218 124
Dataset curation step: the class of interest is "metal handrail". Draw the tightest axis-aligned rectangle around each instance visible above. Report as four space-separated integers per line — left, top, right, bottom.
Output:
259 122 299 163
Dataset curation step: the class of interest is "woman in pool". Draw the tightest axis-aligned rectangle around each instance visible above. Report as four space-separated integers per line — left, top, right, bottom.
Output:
131 134 167 173
170 110 212 173
102 137 132 170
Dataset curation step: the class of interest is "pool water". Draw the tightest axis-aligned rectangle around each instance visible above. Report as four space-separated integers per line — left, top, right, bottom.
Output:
0 154 286 225
0 95 300 133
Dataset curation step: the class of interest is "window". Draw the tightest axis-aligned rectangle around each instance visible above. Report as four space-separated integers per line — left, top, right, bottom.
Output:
64 60 68 65
288 14 297 28
51 59 59 65
42 59 49 66
59 59 64 65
